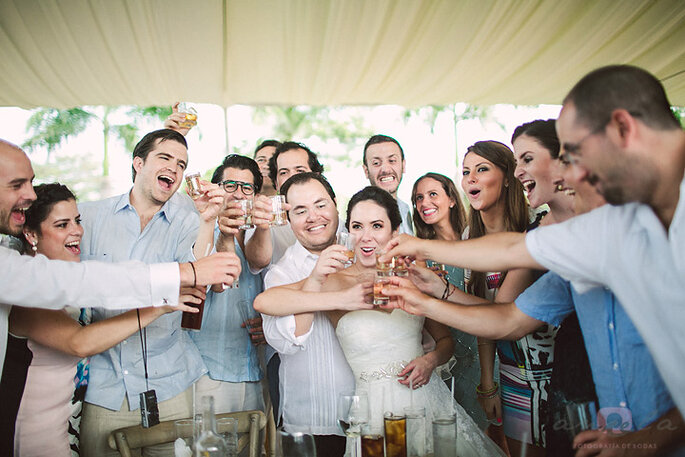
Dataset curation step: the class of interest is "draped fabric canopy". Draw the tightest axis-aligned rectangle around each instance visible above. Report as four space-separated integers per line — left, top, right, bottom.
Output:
1 0 684 109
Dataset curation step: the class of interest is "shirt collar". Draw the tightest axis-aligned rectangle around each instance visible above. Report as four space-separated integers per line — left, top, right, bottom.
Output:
113 189 177 223
290 240 320 271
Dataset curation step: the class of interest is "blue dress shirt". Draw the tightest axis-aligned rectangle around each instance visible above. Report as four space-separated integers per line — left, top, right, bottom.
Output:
79 192 206 411
515 271 674 430
190 230 263 382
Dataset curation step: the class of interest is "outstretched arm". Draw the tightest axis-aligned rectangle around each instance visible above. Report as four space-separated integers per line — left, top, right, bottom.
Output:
383 233 542 272
381 277 543 340
9 287 203 358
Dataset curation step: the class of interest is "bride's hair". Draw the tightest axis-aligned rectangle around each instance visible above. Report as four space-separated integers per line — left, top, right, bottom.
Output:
345 186 402 232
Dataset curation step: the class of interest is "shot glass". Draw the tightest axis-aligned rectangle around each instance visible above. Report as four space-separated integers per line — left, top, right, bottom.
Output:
177 102 198 129
337 232 357 266
238 199 255 230
375 250 394 273
185 172 202 199
270 195 288 226
393 256 409 277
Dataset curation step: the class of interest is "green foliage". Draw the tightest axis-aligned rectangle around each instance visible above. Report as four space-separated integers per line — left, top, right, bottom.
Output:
672 106 685 128
252 105 374 168
32 151 104 202
23 108 94 153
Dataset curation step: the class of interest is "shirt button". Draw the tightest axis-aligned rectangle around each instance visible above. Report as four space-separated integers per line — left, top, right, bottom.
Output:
123 370 129 375
608 322 614 330
122 340 127 344
620 401 627 408
613 363 619 371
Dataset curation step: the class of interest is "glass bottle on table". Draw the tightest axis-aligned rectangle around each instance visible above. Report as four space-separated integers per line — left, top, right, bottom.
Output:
195 395 228 456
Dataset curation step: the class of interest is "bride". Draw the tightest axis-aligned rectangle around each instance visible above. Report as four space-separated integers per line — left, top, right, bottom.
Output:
256 186 504 456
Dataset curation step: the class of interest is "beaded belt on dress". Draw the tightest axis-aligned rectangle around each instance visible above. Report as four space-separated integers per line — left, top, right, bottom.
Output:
358 361 408 382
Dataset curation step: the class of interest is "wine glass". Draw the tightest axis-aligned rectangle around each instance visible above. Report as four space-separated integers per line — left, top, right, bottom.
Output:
276 429 317 457
338 392 370 457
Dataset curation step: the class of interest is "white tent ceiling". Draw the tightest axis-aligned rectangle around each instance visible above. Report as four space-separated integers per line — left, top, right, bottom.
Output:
1 0 684 109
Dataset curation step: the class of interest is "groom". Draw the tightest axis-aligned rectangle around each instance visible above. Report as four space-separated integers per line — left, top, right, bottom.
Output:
258 172 355 457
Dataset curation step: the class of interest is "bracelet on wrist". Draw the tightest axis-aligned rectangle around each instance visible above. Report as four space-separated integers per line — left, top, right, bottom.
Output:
476 382 499 399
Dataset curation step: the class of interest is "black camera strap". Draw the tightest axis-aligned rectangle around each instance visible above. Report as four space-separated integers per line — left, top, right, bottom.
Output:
136 310 150 391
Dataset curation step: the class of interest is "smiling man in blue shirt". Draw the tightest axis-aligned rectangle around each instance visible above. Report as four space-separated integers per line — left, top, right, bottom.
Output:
78 129 210 457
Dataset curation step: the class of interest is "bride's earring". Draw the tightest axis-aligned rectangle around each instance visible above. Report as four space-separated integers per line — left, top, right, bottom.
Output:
31 240 37 253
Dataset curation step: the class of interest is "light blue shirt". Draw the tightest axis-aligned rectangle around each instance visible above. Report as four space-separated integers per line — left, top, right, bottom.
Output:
516 271 675 431
525 176 685 414
79 191 206 411
190 230 263 382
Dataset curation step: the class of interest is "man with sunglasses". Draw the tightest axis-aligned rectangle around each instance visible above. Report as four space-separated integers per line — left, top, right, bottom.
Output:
384 65 685 418
188 154 269 419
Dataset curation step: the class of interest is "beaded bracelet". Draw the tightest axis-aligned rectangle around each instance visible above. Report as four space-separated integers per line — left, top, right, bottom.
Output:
476 382 499 399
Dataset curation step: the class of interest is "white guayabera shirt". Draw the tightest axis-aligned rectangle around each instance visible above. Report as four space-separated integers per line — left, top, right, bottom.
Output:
261 240 355 435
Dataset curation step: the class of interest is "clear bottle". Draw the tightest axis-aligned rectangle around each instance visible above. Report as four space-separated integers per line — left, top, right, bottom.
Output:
195 396 228 457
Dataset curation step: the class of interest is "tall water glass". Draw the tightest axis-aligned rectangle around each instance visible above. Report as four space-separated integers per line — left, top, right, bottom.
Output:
403 406 425 457
432 414 457 457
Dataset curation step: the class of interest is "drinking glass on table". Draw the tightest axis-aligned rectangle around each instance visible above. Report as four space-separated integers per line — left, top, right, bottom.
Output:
338 392 369 457
337 232 357 266
360 424 384 457
382 386 407 457
432 413 457 457
276 429 317 457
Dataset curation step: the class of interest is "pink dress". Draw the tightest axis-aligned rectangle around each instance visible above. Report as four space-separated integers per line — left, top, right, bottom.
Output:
14 308 89 457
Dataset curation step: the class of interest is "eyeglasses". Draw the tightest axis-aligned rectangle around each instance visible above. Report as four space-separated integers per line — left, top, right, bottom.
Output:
221 180 255 195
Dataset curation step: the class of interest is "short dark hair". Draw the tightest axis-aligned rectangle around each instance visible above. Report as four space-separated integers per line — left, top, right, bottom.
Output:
280 172 336 205
363 134 405 167
23 183 76 249
211 154 263 193
564 65 680 132
268 141 324 186
346 186 401 233
511 119 560 159
131 129 188 182
254 139 282 158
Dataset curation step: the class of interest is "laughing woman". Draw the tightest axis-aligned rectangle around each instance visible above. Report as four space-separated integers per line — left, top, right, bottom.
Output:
9 184 191 456
410 173 492 427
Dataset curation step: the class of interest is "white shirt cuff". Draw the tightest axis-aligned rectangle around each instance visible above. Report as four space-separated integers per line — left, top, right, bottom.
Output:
149 262 179 307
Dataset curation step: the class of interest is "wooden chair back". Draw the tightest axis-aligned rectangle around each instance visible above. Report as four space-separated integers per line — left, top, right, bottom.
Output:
108 409 266 457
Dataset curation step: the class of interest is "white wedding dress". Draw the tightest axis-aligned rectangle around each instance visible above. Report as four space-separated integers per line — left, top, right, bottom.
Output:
336 309 505 456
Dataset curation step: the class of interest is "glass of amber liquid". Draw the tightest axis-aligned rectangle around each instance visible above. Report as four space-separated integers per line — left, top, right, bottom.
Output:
185 172 202 199
361 424 384 457
393 256 409 277
384 412 407 457
177 102 198 129
337 232 357 266
270 195 288 226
